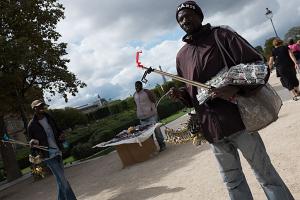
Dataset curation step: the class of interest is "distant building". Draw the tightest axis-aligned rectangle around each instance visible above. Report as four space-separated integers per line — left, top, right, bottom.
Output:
74 96 107 114
74 103 101 114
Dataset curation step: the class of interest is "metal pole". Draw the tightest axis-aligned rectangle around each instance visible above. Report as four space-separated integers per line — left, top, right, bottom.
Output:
141 66 212 89
269 18 278 38
158 65 167 84
265 8 279 38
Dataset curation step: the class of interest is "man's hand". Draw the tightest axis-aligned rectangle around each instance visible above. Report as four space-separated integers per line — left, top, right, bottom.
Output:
29 139 39 148
168 87 182 100
210 85 239 100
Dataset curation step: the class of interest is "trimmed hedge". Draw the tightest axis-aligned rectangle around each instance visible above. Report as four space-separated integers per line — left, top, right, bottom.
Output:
87 106 110 121
157 98 185 120
88 130 113 146
48 108 88 130
69 110 139 159
71 142 100 160
16 147 30 170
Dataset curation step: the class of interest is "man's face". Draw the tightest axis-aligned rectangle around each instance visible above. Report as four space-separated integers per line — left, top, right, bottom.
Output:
34 104 46 115
177 9 202 34
135 83 142 92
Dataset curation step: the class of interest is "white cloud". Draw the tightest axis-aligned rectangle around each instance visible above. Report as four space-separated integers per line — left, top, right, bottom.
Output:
49 0 300 108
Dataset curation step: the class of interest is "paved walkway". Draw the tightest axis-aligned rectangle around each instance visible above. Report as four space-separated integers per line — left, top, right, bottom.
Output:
0 72 299 200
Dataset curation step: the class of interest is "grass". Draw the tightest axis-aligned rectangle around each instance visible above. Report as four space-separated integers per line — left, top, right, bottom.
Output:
21 167 31 175
160 109 190 125
63 156 76 165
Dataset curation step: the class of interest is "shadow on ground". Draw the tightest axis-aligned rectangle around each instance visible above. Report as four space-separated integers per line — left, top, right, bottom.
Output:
107 186 185 200
0 142 210 200
74 143 210 200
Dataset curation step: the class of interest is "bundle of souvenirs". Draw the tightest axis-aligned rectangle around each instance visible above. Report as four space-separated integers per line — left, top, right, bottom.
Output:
99 124 152 146
196 62 268 104
31 164 47 179
164 113 206 146
165 63 269 145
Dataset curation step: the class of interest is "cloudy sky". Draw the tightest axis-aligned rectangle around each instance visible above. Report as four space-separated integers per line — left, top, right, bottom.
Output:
49 0 300 108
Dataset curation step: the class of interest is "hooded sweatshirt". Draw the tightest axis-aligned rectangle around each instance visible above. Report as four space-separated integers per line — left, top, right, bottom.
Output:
176 24 264 143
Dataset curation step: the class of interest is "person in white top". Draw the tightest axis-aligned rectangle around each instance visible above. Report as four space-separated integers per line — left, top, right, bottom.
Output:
134 81 166 151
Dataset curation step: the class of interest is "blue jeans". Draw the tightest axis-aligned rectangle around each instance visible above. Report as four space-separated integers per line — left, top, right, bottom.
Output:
44 156 77 200
211 130 294 200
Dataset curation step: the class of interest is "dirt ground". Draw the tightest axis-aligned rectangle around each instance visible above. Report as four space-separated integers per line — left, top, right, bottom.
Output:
0 73 299 200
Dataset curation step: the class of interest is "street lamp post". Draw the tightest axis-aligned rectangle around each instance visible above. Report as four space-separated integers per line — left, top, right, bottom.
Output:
265 8 279 38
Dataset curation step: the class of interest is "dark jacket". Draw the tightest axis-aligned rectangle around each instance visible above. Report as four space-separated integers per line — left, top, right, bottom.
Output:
176 24 264 143
272 45 295 76
27 113 63 158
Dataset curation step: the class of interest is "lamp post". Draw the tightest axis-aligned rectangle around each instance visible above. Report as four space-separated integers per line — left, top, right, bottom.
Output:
265 8 279 38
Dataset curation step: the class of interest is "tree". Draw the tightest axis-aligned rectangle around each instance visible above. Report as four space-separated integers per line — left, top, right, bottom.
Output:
254 45 267 62
0 0 86 123
49 108 88 130
0 0 86 181
0 74 22 181
284 26 300 41
263 37 276 60
0 117 23 181
153 84 164 98
255 46 264 55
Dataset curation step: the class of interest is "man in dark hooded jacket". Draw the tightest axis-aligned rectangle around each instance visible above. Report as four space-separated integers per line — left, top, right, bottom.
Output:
28 99 77 200
171 1 294 199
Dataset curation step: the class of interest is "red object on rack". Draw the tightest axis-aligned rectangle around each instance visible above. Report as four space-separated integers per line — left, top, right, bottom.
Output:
136 50 144 68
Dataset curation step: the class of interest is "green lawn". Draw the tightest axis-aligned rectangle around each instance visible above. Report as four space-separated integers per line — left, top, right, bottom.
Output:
160 109 190 125
63 156 76 165
21 167 31 175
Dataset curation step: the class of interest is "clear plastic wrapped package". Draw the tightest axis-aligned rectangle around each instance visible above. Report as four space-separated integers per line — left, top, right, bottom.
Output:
196 63 268 105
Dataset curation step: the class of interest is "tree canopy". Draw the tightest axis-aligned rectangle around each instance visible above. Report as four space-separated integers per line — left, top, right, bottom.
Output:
0 0 86 182
0 0 86 104
263 37 276 60
284 26 300 41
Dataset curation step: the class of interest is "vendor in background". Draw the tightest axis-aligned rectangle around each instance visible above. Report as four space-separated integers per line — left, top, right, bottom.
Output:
133 81 166 151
